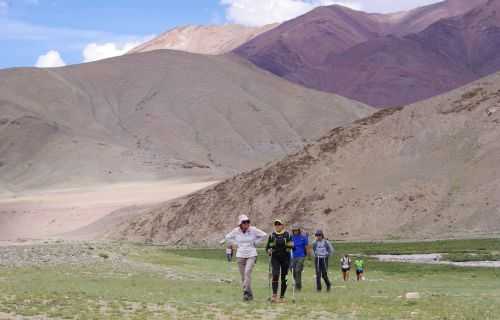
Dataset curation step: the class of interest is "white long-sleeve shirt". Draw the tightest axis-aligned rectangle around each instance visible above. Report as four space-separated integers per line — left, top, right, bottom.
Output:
225 226 267 258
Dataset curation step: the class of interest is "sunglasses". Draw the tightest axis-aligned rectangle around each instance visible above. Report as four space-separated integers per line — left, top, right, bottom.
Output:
241 220 250 224
274 222 283 226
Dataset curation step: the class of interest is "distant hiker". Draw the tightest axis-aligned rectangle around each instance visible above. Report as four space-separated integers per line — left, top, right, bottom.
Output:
266 219 294 303
355 257 366 281
291 223 309 291
312 230 334 292
340 254 352 281
225 215 267 301
226 244 234 262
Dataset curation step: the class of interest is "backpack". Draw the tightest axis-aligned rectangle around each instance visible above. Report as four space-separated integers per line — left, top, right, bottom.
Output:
268 231 292 254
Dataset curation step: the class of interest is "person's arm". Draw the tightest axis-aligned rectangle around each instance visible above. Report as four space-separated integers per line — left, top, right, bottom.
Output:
225 228 237 243
311 241 317 257
265 235 273 252
305 237 312 257
286 232 294 250
253 227 267 245
327 241 335 257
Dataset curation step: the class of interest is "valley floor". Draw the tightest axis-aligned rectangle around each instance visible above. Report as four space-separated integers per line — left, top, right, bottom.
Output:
0 179 217 241
0 239 499 319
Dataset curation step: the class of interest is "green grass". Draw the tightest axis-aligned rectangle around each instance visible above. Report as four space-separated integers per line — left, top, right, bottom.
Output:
1 239 500 319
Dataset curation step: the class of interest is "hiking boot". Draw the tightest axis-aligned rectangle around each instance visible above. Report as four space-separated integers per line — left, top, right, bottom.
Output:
271 294 278 303
279 297 287 303
327 284 332 292
243 291 251 302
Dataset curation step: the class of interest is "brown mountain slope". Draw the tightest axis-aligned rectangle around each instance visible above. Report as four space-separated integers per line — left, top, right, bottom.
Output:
129 24 278 55
110 72 500 244
0 50 372 193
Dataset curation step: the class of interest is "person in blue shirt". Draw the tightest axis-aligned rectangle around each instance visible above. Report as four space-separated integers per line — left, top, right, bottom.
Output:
291 223 309 291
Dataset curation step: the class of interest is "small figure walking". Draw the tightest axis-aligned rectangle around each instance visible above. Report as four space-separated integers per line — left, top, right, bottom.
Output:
355 257 366 281
226 245 234 262
340 254 352 281
291 224 309 291
312 230 334 292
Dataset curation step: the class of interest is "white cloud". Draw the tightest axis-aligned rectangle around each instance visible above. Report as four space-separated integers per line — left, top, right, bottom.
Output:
82 41 145 63
220 0 362 26
35 50 66 68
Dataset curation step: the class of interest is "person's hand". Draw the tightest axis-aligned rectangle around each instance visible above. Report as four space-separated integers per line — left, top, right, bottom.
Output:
267 249 273 256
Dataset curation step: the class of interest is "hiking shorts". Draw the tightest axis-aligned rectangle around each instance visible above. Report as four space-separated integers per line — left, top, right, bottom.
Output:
342 267 350 272
356 269 364 275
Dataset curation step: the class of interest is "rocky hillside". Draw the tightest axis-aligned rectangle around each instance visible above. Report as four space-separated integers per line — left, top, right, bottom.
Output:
111 72 500 244
0 50 371 193
129 24 277 55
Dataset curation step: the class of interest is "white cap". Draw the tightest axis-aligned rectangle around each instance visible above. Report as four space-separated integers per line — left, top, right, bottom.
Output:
238 214 250 225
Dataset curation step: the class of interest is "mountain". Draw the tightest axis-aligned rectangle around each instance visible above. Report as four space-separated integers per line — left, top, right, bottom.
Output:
0 50 372 193
384 0 489 35
234 5 383 84
110 72 500 244
129 24 277 55
234 0 491 107
318 0 500 107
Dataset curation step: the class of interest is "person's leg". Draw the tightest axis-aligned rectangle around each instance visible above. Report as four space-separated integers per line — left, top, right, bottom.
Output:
315 257 322 291
342 270 346 281
271 256 280 299
238 258 249 300
295 258 304 290
244 257 256 298
238 258 246 284
346 269 350 281
280 256 290 298
321 259 331 291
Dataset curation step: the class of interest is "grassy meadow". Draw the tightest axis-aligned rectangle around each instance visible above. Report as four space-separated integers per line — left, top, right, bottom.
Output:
0 239 499 319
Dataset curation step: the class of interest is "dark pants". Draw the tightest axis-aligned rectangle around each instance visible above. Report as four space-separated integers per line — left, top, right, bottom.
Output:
291 257 305 290
315 257 331 291
271 254 290 297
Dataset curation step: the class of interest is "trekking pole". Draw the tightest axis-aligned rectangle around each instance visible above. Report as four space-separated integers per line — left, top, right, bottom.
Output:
290 264 296 303
268 251 273 303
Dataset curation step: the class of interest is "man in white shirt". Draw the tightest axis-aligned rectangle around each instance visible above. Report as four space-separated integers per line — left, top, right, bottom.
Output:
225 214 267 301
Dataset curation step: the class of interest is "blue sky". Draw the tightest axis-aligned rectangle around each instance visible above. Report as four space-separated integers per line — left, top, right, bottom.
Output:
0 0 442 69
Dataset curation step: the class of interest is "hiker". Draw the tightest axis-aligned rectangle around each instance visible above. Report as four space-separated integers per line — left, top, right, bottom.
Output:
225 214 267 301
291 223 309 291
355 257 366 281
340 254 352 281
312 230 334 292
266 219 294 303
226 244 233 262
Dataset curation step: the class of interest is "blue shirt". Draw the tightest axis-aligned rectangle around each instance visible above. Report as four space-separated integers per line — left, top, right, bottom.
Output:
292 234 309 258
